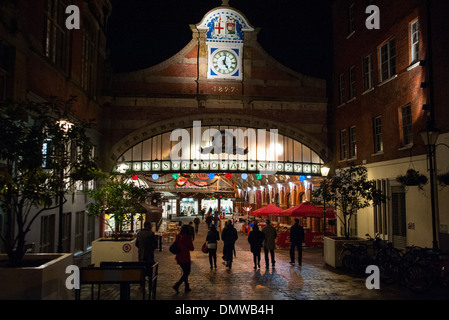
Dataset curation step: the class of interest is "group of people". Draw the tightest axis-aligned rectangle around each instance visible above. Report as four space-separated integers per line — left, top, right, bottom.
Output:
135 216 305 295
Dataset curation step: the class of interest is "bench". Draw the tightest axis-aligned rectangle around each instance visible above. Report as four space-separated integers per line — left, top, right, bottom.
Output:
75 261 159 300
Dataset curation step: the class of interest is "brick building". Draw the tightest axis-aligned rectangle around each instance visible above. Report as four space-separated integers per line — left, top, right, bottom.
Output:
0 0 112 254
332 0 449 250
1 1 331 254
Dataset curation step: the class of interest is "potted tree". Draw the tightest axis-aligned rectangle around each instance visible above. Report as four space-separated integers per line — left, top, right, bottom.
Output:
86 174 155 266
313 164 387 267
0 98 98 299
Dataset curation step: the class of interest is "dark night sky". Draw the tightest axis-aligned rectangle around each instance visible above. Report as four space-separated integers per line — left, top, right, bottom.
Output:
106 0 333 80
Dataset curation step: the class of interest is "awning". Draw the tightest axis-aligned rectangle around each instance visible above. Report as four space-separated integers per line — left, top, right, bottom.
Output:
282 202 336 219
251 204 283 216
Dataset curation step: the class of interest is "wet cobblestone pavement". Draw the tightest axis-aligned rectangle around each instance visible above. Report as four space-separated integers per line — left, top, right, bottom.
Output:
75 218 449 301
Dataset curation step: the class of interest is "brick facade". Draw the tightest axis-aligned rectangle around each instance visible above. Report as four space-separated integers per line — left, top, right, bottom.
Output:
332 0 449 249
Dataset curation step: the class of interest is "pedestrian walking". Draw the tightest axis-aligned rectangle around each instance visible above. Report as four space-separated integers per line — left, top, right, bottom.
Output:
194 215 200 234
173 225 194 294
248 223 265 269
188 221 195 240
221 220 238 269
262 219 277 268
135 221 157 264
213 214 220 228
289 218 305 265
206 224 220 269
205 214 213 229
201 208 206 220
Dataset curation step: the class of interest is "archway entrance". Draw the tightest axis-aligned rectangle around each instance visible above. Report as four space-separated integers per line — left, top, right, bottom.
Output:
108 121 332 244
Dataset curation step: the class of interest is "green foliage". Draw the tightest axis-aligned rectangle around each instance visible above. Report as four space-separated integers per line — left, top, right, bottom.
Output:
313 164 387 239
396 169 428 189
0 98 98 266
86 175 154 235
437 172 449 186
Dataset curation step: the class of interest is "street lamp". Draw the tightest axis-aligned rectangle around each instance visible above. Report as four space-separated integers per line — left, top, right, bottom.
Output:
320 166 330 246
420 128 440 251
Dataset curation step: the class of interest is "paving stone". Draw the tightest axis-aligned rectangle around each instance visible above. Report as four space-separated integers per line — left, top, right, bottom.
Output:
75 218 449 301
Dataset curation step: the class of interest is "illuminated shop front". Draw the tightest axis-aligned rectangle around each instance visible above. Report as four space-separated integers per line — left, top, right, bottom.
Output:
111 125 327 222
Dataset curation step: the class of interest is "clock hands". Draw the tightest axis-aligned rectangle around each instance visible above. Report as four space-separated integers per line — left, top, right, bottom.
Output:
221 56 229 69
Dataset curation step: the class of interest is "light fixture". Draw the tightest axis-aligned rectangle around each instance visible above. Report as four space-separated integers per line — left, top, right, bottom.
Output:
420 128 440 146
209 173 215 179
320 166 330 177
58 120 73 133
152 173 159 180
241 173 248 180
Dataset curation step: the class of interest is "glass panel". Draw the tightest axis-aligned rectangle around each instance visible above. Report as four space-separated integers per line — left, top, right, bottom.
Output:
123 148 132 161
302 145 311 162
162 132 171 160
285 137 293 162
293 140 302 162
152 134 161 160
142 138 152 160
132 143 142 161
311 150 320 164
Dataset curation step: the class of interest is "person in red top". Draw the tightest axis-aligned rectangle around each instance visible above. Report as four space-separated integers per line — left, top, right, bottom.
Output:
173 225 194 293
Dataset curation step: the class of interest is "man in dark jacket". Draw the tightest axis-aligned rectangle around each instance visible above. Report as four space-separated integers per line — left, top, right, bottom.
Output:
136 222 157 264
221 220 238 269
289 218 305 265
248 223 265 269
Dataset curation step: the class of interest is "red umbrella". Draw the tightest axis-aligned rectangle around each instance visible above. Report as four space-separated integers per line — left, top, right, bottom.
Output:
283 202 335 218
251 204 283 216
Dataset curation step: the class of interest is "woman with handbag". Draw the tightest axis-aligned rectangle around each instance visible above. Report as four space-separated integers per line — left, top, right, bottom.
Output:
173 225 194 294
205 224 220 269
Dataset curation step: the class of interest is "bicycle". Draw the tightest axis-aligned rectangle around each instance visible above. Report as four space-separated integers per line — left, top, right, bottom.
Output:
401 246 442 293
340 242 373 276
375 242 403 285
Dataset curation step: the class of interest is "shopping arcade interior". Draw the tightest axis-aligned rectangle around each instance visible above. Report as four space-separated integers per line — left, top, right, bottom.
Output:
107 125 333 245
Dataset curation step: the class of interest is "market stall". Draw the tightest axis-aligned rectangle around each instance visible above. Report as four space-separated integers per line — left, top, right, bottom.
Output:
246 204 283 234
281 202 336 247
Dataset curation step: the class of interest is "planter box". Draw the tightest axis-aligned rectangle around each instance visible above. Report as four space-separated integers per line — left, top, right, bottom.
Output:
323 236 368 268
91 238 138 267
0 253 73 300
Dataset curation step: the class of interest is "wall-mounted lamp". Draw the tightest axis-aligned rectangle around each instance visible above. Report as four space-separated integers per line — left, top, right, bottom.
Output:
320 166 330 177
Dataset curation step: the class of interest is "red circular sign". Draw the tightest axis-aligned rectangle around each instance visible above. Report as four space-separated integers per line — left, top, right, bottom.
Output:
122 243 132 253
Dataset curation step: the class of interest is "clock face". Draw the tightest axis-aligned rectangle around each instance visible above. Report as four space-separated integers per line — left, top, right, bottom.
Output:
212 50 238 75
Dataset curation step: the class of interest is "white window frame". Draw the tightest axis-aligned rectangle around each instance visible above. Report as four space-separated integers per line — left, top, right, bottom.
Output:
363 54 373 91
340 129 347 160
379 38 396 82
401 104 413 147
349 66 356 99
339 73 345 105
349 126 357 159
373 116 383 153
348 4 355 36
410 20 420 64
